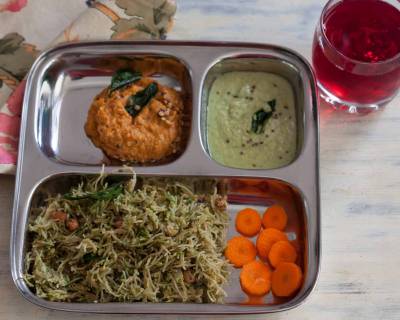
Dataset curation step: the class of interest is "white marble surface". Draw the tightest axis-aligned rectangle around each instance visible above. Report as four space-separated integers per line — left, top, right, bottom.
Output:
1 0 400 319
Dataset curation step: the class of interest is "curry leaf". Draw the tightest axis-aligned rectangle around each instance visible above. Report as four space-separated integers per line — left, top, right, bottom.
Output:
251 99 277 134
109 69 141 93
82 253 97 263
125 82 158 117
64 183 123 201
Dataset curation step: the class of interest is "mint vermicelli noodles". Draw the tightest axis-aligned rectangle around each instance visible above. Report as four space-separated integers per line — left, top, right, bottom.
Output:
24 172 230 303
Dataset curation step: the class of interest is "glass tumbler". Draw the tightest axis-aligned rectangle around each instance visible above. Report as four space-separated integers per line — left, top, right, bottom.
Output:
312 0 400 113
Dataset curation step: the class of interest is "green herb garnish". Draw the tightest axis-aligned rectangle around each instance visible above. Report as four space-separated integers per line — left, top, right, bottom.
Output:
109 69 142 93
267 99 276 109
64 183 123 201
251 99 277 134
125 82 158 117
82 253 97 263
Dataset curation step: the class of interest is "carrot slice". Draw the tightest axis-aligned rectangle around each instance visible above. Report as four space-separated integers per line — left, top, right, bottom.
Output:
256 228 288 260
225 236 257 268
268 240 297 268
235 208 262 237
262 205 288 230
240 260 271 296
271 262 303 297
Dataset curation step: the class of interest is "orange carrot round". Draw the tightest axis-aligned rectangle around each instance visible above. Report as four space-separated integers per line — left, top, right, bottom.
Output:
256 228 288 260
262 205 288 230
235 208 262 237
225 236 257 268
271 262 303 297
268 240 297 268
240 260 271 296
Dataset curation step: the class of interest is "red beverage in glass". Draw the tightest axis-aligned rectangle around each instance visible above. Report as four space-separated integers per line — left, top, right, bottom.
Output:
312 0 400 112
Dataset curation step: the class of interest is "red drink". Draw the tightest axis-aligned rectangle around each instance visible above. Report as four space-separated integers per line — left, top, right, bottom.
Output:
312 0 400 111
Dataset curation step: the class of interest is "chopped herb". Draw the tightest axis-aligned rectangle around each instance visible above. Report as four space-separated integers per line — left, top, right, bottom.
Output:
137 227 151 239
64 183 123 201
267 99 276 109
109 69 142 93
125 83 158 117
251 99 277 134
82 253 97 263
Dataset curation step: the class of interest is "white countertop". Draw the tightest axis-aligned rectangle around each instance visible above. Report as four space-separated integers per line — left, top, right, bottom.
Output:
1 0 400 319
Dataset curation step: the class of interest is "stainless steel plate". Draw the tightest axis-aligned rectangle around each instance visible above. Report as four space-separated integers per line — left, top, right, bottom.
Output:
11 41 320 314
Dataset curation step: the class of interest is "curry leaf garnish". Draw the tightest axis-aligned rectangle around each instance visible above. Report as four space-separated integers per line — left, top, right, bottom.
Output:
267 99 276 109
251 99 277 134
64 183 123 201
82 253 97 263
125 82 158 117
109 69 142 93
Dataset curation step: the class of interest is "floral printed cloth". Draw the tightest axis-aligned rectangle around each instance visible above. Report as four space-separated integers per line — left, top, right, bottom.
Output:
0 0 176 174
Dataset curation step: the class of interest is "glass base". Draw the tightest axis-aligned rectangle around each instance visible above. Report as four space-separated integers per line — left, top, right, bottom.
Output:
317 83 393 114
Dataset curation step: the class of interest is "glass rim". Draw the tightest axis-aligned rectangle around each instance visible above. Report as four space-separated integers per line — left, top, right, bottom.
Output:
319 0 400 67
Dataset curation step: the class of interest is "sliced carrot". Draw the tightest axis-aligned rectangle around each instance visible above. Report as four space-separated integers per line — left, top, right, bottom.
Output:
225 236 257 268
240 260 271 296
256 228 288 260
268 240 297 268
262 205 288 230
271 262 303 297
235 208 262 237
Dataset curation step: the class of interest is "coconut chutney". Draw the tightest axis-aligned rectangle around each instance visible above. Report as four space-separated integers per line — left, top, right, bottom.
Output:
206 71 297 169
